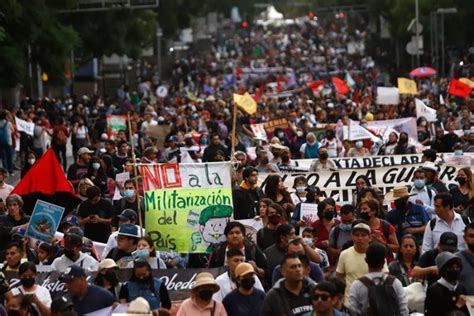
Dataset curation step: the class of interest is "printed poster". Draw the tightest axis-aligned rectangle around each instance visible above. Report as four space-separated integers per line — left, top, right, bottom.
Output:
106 115 127 138
25 200 65 243
142 162 233 253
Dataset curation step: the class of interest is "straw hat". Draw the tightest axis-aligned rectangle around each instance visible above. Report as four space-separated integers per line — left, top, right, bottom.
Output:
192 272 220 292
128 297 152 315
384 186 416 201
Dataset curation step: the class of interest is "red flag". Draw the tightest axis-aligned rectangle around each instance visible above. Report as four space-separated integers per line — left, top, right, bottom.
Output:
332 76 350 95
12 148 80 213
254 86 264 102
448 79 471 97
235 67 242 79
276 75 282 92
307 80 325 93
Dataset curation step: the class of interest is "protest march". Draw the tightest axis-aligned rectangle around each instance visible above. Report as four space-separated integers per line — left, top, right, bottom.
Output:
0 3 474 316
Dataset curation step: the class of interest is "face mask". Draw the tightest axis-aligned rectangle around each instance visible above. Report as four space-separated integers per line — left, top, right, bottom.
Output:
359 212 370 221
319 152 329 160
198 289 214 301
444 269 461 282
105 270 119 286
394 199 407 210
28 159 35 165
295 186 306 193
297 131 304 137
454 150 463 156
8 310 21 316
20 277 35 288
323 211 335 220
261 158 269 165
134 249 149 258
124 189 135 198
420 121 427 127
281 155 290 163
464 130 471 136
64 249 76 260
137 277 150 284
303 237 313 246
240 277 255 290
268 214 281 225
201 138 208 144
92 162 101 170
455 177 467 185
339 223 352 232
278 132 285 138
414 179 425 189
355 141 363 149
467 243 474 252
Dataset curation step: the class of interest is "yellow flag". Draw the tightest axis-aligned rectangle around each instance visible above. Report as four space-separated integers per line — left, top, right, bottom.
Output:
233 92 257 115
460 77 474 89
398 78 418 95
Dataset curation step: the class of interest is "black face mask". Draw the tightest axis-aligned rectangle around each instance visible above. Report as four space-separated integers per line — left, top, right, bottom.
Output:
240 277 255 290
319 153 329 160
456 177 467 185
359 212 370 221
323 211 335 220
394 199 408 210
198 289 214 301
281 155 290 163
105 271 119 286
64 249 76 260
444 269 461 283
7 310 21 316
137 277 150 284
20 277 35 288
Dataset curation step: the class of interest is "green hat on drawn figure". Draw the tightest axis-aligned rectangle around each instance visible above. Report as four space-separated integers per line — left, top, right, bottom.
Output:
199 205 233 225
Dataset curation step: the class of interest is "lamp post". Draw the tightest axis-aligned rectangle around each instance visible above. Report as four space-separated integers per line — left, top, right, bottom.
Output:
156 26 163 77
436 7 457 77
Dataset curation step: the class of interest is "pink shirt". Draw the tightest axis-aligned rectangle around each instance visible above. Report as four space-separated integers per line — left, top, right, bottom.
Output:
177 297 227 316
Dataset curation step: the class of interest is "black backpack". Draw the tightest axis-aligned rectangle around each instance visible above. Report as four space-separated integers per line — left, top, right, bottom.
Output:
359 275 400 316
430 215 471 230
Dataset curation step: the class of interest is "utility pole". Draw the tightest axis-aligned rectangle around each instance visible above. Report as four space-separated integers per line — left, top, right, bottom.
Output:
156 26 163 77
415 0 420 66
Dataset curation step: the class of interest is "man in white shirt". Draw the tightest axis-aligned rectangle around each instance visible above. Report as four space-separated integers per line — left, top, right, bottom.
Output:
213 248 264 302
409 168 436 218
0 168 14 202
51 233 98 272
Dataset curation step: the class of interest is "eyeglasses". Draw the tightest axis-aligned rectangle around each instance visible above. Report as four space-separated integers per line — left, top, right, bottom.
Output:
312 293 331 301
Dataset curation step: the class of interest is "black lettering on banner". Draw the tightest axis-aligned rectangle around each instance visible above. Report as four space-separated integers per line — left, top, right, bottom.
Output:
306 173 320 186
188 174 201 187
366 169 377 185
345 171 357 187
400 156 410 165
324 172 341 188
396 166 416 183
363 158 371 168
332 159 343 169
411 155 420 164
372 157 381 168
383 167 399 184
381 156 390 167
439 165 457 181
352 159 361 169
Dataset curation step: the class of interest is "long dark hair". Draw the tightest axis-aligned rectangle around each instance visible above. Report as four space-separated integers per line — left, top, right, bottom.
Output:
130 259 157 293
264 175 283 200
138 236 157 257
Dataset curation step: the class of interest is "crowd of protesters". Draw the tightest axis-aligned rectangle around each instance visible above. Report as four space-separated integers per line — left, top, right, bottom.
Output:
0 10 473 316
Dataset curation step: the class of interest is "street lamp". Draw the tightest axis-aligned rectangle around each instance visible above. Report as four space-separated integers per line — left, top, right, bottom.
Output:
156 26 163 78
436 7 457 77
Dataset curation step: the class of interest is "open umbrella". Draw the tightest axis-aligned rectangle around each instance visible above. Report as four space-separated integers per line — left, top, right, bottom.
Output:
409 67 437 77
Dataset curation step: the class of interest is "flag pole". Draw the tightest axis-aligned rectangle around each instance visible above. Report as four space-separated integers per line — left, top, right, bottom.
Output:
127 112 144 237
231 102 238 157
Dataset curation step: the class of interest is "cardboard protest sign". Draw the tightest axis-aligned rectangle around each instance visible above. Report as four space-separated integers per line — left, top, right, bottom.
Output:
237 218 264 244
233 92 257 115
300 203 318 225
106 115 127 138
142 162 233 253
25 200 65 243
113 172 130 200
398 78 417 95
376 87 399 105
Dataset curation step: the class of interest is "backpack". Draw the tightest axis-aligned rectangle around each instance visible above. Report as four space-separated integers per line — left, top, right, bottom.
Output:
55 128 68 145
0 122 9 146
430 215 471 230
359 275 400 316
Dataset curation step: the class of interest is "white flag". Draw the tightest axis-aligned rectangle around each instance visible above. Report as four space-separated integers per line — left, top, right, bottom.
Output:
348 120 379 141
439 94 445 105
415 98 437 122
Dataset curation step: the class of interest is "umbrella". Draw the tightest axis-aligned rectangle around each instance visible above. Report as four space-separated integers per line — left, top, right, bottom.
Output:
409 67 437 77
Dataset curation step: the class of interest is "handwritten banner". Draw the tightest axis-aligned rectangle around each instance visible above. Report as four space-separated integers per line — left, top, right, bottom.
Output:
142 162 233 253
15 117 35 136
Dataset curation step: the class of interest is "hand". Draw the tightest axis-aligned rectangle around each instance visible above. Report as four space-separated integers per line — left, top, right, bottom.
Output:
297 220 307 227
48 236 58 247
248 260 258 271
320 240 329 247
165 258 177 268
415 199 423 205
454 295 466 309
91 215 101 224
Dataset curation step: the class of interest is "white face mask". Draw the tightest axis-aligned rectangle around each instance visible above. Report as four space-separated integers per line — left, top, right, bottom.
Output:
28 159 36 165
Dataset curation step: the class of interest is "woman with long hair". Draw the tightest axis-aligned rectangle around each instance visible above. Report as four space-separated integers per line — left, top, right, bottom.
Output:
130 237 167 269
394 132 416 155
83 156 108 195
449 167 474 214
20 151 38 178
381 132 398 155
94 259 121 299
388 234 421 286
264 175 294 221
257 198 273 226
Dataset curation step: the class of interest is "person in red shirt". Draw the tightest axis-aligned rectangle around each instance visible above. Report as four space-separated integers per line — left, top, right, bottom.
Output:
311 199 340 262
358 198 399 262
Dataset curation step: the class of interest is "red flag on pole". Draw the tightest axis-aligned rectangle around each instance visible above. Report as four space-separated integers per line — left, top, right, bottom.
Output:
448 79 471 97
12 148 80 214
332 77 350 95
307 80 325 94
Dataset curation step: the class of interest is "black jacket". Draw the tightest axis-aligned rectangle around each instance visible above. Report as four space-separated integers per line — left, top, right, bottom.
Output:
232 186 263 220
425 281 469 316
208 240 268 271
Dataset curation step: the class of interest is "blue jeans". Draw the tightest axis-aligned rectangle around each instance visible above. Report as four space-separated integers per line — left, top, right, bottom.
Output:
0 144 14 173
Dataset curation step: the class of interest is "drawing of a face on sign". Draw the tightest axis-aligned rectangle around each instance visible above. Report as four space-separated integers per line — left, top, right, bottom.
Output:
196 205 232 253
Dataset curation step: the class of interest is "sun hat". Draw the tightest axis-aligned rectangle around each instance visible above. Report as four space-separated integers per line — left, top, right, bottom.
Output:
192 272 220 292
384 186 416 201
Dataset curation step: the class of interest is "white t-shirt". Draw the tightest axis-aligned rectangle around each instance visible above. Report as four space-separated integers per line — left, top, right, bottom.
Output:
212 271 264 302
0 183 14 201
51 252 99 272
12 285 52 315
75 125 88 139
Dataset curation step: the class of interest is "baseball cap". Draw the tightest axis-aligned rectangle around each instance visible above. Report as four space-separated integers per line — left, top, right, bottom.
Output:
118 224 139 238
235 262 255 278
62 215 79 227
439 232 458 252
306 186 322 195
59 265 86 282
10 227 26 238
351 223 371 234
51 296 74 312
168 135 179 142
421 161 438 173
66 227 84 238
98 258 118 271
118 209 137 222
77 147 94 156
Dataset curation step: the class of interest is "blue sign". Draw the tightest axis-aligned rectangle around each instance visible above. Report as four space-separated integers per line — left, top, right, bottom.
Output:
25 200 65 243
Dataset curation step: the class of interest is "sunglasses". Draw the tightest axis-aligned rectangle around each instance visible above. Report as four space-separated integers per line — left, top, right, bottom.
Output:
312 293 331 301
